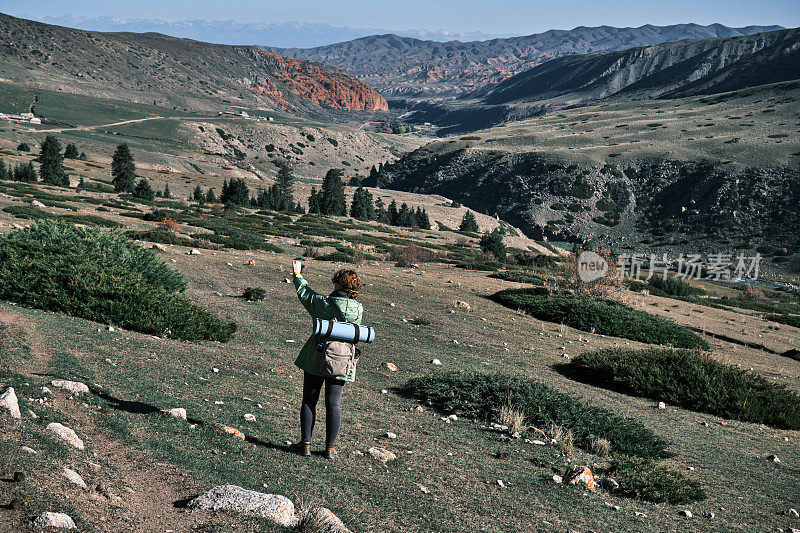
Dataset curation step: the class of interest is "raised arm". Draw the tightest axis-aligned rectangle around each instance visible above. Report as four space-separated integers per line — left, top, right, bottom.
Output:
292 260 326 316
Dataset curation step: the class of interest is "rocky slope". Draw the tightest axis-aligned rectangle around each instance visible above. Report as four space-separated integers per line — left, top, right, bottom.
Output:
0 13 387 119
272 24 782 101
412 27 800 134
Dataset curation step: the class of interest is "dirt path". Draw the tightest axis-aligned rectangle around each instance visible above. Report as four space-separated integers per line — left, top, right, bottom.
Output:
26 116 165 134
0 306 257 532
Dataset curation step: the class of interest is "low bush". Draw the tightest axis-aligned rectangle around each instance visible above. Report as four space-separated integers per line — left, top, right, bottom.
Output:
489 270 546 285
3 206 122 228
242 287 266 301
647 277 705 297
401 372 670 459
563 348 800 429
0 224 235 341
490 289 707 349
315 251 353 263
125 229 197 248
455 260 505 271
610 456 706 504
765 314 800 328
389 244 438 267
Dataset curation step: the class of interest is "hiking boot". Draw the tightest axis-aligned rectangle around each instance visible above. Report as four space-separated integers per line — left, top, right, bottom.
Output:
324 445 337 460
290 441 311 456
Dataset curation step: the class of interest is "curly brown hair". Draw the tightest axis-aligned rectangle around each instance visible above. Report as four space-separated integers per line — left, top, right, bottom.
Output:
332 269 362 298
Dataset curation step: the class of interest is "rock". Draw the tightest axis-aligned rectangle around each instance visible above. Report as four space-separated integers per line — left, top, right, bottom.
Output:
635 511 647 517
13 471 25 482
107 325 115 332
163 407 187 420
599 477 619 491
40 386 52 394
152 243 168 252
454 300 472 311
188 485 297 528
565 465 596 491
301 507 351 533
20 446 37 455
769 454 781 463
496 479 506 488
0 387 21 419
380 389 388 394
532 440 546 446
51 380 90 394
386 431 397 439
786 509 800 518
46 423 85 450
63 468 88 490
368 447 397 463
31 200 46 209
704 511 716 519
216 424 245 440
188 248 201 255
431 359 442 366
657 401 666 410
244 413 256 422
679 510 693 517
385 362 398 372
32 512 76 529
552 474 563 484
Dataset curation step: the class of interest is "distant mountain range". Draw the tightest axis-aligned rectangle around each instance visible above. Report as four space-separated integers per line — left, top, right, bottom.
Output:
412 27 800 133
0 14 388 118
272 23 785 100
35 15 512 48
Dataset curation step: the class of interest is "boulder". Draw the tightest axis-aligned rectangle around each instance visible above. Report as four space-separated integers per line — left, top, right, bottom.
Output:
46 422 85 450
215 423 245 440
152 243 168 252
163 407 187 420
301 507 351 533
454 300 472 311
368 447 397 463
63 468 88 490
0 387 21 419
31 200 46 209
385 362 398 372
51 380 90 394
565 465 596 491
32 512 76 529
188 249 201 255
188 485 297 528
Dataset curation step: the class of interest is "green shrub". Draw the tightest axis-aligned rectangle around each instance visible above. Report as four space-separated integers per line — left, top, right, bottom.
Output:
401 372 669 459
315 251 353 262
490 289 708 349
0 226 235 341
242 287 266 301
3 206 122 228
455 260 505 271
11 220 186 292
125 229 196 248
489 270 546 285
610 456 706 504
648 277 705 297
765 314 800 328
563 348 800 429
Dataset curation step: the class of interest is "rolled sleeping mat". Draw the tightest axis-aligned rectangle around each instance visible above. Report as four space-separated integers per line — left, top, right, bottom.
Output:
313 318 375 343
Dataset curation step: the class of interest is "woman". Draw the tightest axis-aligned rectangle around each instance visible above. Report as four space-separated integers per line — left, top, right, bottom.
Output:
290 260 363 459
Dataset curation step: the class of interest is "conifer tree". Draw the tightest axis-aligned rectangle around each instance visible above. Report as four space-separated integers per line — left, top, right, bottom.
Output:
459 210 479 232
111 143 136 192
13 162 37 182
0 158 7 180
415 207 431 229
38 135 68 186
480 228 506 261
163 182 171 198
308 186 321 214
64 143 79 159
320 168 346 215
220 178 250 206
133 179 155 201
275 164 294 209
397 202 414 227
205 188 216 204
388 199 399 226
374 198 389 224
193 184 204 204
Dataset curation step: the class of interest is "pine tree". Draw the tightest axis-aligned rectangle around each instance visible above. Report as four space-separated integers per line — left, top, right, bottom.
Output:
13 162 37 182
77 176 85 190
193 185 204 203
397 203 414 227
111 143 136 192
38 135 68 186
64 143 79 159
308 186 321 214
275 164 294 210
205 188 216 204
0 158 7 180
320 168 346 216
374 198 389 224
295 201 305 214
388 200 399 226
133 179 155 201
78 152 88 161
415 207 431 229
220 178 250 206
163 183 171 198
350 186 374 220
480 228 506 261
459 210 479 232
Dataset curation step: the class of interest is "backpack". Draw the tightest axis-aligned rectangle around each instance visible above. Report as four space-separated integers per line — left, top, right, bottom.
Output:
313 298 361 377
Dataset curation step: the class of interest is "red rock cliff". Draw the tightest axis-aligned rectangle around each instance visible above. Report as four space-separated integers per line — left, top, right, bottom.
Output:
253 51 388 112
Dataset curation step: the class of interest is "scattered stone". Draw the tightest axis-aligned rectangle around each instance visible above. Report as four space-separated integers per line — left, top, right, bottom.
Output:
599 477 619 491
679 510 693 518
188 485 297 528
51 380 90 394
416 484 429 494
380 389 388 394
704 511 716 519
31 200 46 209
13 471 25 482
107 325 115 332
786 509 799 518
635 511 647 518
40 386 52 394
46 423 85 450
454 301 472 311
244 413 256 422
188 249 201 255
63 468 88 490
20 446 37 455
212 367 220 373
565 465 596 491
532 440 546 446
368 447 396 463
163 407 187 420
431 359 442 366
447 414 458 421
385 363 398 372
657 402 666 410
415 406 424 412
769 454 781 463
390 302 396 307
552 474 563 484
152 243 168 252
386 432 397 439
301 507 351 533
216 424 245 440
496 479 506 488
0 387 21 419
32 512 76 529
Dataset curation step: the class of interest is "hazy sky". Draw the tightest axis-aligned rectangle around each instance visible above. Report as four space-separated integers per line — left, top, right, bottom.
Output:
4 0 799 34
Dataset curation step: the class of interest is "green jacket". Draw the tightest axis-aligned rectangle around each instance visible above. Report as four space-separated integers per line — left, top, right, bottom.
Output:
293 274 364 382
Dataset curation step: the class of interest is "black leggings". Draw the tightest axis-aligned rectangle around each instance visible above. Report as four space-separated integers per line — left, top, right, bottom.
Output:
300 372 345 446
